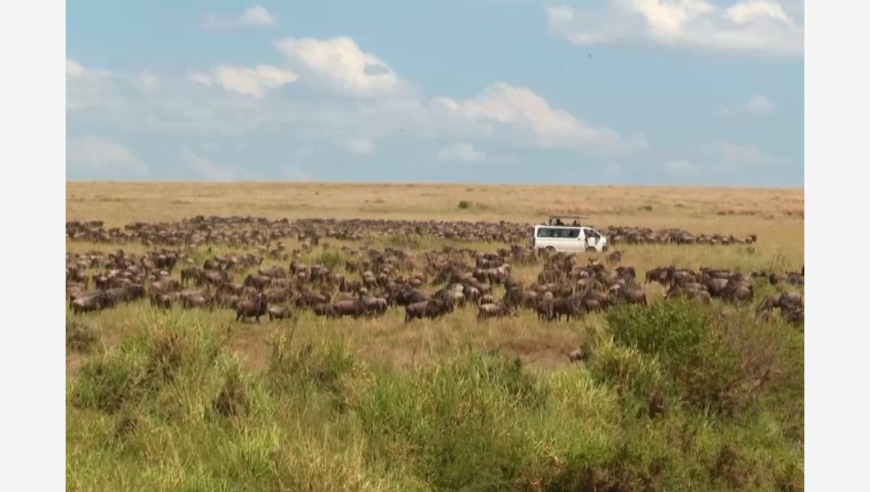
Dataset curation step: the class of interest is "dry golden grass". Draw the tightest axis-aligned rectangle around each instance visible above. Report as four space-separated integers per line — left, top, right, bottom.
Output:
66 181 803 233
66 181 804 370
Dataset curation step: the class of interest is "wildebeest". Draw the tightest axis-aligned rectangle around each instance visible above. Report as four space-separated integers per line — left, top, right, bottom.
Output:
477 302 516 320
267 305 294 321
235 293 268 322
70 291 110 314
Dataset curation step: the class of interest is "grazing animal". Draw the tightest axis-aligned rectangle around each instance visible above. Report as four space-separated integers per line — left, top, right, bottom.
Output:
235 293 268 323
267 305 294 321
477 302 516 320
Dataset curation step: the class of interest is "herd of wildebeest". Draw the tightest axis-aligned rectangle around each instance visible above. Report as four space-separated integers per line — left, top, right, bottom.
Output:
65 216 803 326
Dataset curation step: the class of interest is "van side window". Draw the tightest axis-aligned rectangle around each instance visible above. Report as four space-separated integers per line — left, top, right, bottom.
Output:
567 229 580 239
536 228 551 238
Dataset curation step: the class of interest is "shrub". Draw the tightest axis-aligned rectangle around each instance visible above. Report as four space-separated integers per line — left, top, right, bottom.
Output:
71 356 142 414
458 200 471 209
605 297 707 367
70 317 225 416
355 351 547 491
597 298 791 419
67 318 100 353
267 334 357 409
305 249 347 271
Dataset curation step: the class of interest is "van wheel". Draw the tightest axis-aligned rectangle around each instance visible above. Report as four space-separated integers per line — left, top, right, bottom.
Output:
585 247 597 253
545 246 556 253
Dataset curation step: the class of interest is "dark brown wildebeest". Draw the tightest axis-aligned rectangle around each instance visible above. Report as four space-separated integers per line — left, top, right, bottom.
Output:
551 296 583 321
333 299 366 319
235 293 268 323
609 285 647 306
180 267 202 287
312 303 337 319
535 298 555 321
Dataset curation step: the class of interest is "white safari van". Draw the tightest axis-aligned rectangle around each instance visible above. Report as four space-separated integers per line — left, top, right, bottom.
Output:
531 216 608 253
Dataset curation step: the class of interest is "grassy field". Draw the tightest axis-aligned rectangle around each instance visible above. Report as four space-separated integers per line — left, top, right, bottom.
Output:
66 182 805 491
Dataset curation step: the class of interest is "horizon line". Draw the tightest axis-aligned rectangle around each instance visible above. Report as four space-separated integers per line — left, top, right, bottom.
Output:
65 180 804 190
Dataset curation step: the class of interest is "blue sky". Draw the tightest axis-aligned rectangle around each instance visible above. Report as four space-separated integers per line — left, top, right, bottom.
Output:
66 0 804 186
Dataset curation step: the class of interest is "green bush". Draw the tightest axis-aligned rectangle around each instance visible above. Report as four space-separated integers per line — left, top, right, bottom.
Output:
606 297 707 366
306 249 347 270
356 351 548 491
595 298 795 420
71 356 142 414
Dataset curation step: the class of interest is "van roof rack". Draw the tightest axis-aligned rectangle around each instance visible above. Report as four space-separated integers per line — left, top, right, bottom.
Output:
548 214 588 220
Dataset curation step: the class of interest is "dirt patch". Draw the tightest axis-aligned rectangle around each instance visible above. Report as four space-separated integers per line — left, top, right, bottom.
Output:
225 322 283 372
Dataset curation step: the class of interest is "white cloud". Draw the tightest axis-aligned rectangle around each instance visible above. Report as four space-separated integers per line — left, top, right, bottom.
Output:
430 82 648 152
67 59 158 113
663 141 788 183
742 94 775 114
345 138 375 154
437 143 487 163
66 59 84 77
189 71 212 86
664 159 698 176
273 36 408 98
237 6 277 26
717 141 786 167
189 65 298 99
139 71 159 93
203 6 277 30
67 136 148 176
67 35 647 164
716 94 775 115
182 148 263 181
546 1 803 57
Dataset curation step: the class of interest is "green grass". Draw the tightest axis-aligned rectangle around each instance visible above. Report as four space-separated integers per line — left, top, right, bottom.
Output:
67 299 803 491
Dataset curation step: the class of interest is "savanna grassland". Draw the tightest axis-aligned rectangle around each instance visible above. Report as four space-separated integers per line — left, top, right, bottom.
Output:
66 182 804 492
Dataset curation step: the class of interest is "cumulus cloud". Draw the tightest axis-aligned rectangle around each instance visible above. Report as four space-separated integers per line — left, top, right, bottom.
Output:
66 59 84 77
67 136 148 176
662 140 789 184
66 33 648 178
546 0 804 57
203 5 277 30
344 138 375 154
272 36 409 98
716 94 775 115
67 59 154 113
431 82 648 152
437 143 487 163
182 148 265 181
138 71 159 93
237 6 277 26
717 141 786 168
188 65 298 99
